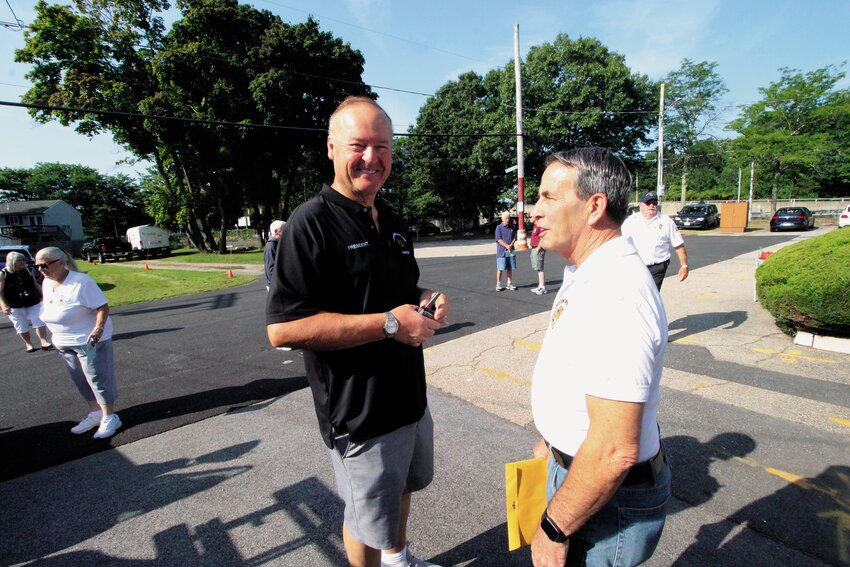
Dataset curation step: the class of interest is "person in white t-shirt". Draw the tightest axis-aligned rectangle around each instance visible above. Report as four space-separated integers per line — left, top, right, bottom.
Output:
528 148 670 567
36 247 122 440
621 191 688 290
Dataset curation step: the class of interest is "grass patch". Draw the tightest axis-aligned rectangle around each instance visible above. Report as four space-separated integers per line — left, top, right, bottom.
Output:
156 248 263 264
78 263 255 306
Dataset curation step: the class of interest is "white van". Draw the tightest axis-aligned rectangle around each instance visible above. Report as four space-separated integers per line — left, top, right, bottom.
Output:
126 225 172 258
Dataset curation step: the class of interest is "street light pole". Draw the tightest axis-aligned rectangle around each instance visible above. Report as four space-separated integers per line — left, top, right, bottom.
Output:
513 23 528 250
657 83 666 198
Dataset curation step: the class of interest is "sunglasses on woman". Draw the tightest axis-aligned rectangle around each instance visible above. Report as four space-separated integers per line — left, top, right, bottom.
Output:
35 259 61 270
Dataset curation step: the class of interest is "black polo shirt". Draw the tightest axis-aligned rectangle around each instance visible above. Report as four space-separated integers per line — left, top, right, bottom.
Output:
267 184 426 448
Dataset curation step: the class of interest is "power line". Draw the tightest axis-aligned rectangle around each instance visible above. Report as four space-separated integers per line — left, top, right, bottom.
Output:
1 0 25 30
0 99 518 138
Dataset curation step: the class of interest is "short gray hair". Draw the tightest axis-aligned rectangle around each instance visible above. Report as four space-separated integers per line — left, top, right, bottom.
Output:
545 147 632 226
269 220 286 234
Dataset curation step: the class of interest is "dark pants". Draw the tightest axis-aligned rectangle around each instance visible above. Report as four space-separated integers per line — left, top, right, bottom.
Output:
647 260 670 291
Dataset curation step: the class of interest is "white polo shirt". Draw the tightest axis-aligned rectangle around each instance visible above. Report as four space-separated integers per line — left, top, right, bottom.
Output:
621 212 683 266
531 237 667 462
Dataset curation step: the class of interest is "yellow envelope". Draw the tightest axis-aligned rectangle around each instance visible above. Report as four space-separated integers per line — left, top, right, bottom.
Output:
505 457 548 551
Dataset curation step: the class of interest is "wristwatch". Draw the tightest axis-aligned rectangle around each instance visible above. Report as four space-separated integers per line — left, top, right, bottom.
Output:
540 509 569 543
383 312 399 339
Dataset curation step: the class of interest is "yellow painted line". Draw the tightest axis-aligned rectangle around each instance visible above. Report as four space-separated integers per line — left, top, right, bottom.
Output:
829 416 850 427
479 366 531 386
752 348 837 364
671 337 703 345
696 292 718 300
513 339 541 351
733 457 839 500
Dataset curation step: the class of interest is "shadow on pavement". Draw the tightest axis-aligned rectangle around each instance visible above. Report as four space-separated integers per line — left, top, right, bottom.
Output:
665 432 756 512
0 376 309 482
668 310 747 344
672 464 850 566
429 523 531 566
0 441 259 565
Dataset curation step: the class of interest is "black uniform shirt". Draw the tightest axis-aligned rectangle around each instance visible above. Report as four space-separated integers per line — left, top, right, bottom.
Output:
267 184 426 448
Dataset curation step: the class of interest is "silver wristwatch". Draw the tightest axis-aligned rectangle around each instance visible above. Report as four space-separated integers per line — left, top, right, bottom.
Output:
383 312 399 339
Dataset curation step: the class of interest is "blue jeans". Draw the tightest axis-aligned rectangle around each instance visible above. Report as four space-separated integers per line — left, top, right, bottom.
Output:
547 452 671 566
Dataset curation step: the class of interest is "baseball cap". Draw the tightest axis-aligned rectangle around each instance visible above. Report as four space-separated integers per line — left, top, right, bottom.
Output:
639 192 658 203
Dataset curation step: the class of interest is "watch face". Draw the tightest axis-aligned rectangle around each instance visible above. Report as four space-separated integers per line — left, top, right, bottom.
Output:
384 313 399 336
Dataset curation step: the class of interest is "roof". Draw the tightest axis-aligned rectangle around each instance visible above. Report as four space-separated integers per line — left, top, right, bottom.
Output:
0 200 77 215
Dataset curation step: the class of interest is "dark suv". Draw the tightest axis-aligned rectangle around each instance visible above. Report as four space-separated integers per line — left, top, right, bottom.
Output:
672 203 720 230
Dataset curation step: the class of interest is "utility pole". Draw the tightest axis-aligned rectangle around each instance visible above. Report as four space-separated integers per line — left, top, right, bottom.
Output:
737 167 742 202
656 83 666 198
513 23 528 250
748 161 755 223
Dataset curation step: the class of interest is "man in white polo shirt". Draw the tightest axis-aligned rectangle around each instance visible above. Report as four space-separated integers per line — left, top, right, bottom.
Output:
529 148 670 567
621 191 688 290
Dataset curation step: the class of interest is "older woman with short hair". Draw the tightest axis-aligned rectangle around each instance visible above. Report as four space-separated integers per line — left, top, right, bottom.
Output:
0 251 53 352
36 246 122 439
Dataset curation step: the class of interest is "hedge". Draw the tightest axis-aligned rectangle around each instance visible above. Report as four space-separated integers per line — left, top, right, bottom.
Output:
756 228 850 337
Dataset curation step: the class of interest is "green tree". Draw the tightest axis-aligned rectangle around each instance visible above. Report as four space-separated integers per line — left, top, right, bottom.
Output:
730 65 849 209
400 71 510 227
16 0 371 251
519 34 657 176
0 163 150 237
663 59 729 204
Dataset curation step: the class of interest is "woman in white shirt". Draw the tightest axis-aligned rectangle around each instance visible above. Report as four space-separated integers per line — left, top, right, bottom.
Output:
36 247 122 439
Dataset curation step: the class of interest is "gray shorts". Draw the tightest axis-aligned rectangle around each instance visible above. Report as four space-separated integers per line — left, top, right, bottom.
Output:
329 407 434 550
57 339 119 406
530 248 545 272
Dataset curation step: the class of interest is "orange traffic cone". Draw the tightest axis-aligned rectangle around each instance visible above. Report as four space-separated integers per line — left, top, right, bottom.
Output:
228 269 234 279
144 263 150 271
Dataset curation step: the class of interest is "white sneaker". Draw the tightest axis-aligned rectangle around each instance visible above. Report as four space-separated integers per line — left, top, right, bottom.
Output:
70 411 103 434
532 287 548 295
405 551 441 567
506 283 518 291
93 413 122 439
496 284 504 291
381 549 441 567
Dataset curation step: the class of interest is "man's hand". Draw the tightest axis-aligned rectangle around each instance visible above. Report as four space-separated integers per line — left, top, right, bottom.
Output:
391 304 442 347
531 527 568 567
420 290 451 325
678 265 689 282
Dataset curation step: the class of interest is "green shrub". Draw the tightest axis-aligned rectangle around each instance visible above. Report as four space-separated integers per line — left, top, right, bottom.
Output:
756 229 850 336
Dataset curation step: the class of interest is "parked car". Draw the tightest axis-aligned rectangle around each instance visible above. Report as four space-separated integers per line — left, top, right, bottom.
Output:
0 245 40 281
126 225 172 258
769 207 815 232
671 203 720 230
480 215 532 235
80 237 135 263
408 222 441 236
838 205 850 228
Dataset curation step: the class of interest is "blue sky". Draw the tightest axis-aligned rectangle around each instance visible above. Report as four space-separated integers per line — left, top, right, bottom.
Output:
1 0 848 178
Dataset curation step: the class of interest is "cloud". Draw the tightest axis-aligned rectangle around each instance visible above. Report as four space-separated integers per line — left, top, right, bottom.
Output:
586 0 723 77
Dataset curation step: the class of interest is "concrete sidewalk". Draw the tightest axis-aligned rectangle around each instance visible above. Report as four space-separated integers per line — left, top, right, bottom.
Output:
1 229 846 566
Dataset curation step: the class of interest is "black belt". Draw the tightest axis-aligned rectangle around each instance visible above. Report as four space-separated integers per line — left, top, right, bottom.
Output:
549 445 665 486
647 259 670 269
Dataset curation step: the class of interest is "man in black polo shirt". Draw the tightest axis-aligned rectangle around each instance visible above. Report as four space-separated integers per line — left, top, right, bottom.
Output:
267 96 449 567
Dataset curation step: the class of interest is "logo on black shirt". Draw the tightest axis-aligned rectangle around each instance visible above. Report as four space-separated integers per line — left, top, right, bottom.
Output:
392 233 408 250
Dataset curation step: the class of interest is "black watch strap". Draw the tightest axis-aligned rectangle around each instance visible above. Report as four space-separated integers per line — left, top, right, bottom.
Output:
540 510 569 543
